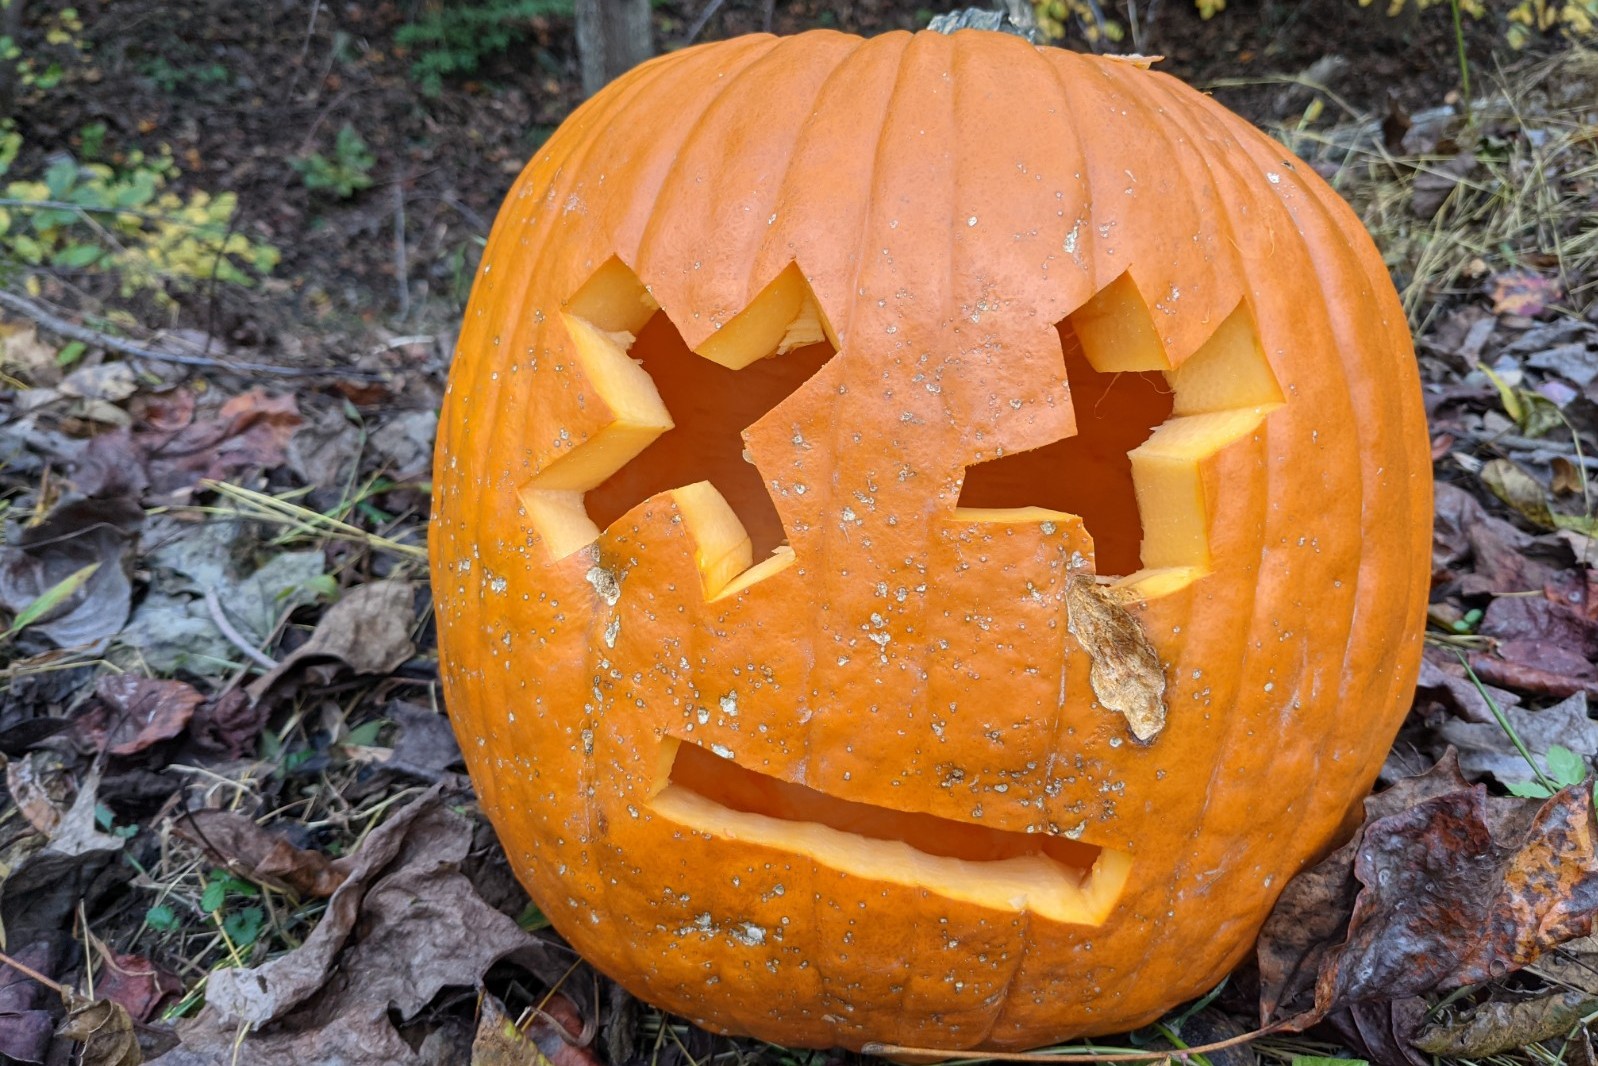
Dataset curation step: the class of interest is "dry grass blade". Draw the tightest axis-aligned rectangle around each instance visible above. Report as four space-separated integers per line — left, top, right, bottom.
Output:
199 479 426 561
1274 47 1598 330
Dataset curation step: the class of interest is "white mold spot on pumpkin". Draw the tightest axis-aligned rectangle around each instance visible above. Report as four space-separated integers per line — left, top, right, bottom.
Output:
732 922 767 946
586 565 622 606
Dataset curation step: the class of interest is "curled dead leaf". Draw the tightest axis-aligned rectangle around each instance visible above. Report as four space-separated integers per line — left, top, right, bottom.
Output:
172 810 345 899
1259 751 1598 1031
57 990 141 1066
1411 989 1598 1058
1065 578 1166 742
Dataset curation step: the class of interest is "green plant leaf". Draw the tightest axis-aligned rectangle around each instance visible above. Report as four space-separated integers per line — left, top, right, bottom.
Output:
342 719 386 747
223 905 264 948
51 241 102 269
1545 745 1588 788
200 877 226 913
1505 778 1554 798
145 904 179 931
42 156 77 199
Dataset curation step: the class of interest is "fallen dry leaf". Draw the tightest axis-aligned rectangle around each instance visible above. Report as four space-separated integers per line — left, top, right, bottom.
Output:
94 953 183 1025
471 992 601 1066
245 580 417 703
199 786 561 1038
1477 595 1598 692
136 388 301 497
1528 934 1598 995
1415 651 1521 725
1465 651 1598 699
1410 989 1598 1057
0 495 144 652
1433 482 1566 596
185 690 268 759
1435 691 1597 787
472 993 544 1066
1481 458 1562 530
1260 750 1598 1030
154 1006 462 1066
75 676 205 756
1 769 127 1000
1065 578 1166 742
57 990 141 1066
4 750 73 834
1552 456 1585 496
384 700 465 782
172 809 345 899
1490 269 1565 318
0 938 64 1063
1324 998 1432 1066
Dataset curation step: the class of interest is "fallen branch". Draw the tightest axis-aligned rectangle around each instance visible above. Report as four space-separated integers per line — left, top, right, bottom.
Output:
0 288 377 380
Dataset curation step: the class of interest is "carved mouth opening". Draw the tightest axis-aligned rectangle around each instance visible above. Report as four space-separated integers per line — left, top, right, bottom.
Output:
650 738 1132 925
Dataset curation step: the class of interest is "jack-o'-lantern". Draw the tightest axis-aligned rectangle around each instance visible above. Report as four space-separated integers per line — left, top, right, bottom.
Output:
431 28 1430 1052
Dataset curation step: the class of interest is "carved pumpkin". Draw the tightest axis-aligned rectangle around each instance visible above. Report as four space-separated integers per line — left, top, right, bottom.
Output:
431 28 1430 1051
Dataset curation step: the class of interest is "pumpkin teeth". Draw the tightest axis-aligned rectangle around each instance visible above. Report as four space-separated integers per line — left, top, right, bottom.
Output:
650 736 1133 927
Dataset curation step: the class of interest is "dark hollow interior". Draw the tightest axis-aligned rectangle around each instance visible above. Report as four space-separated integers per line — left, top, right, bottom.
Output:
669 739 1104 876
585 310 836 559
957 324 1174 576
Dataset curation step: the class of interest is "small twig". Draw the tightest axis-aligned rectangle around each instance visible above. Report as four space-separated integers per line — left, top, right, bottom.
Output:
682 0 727 45
864 1024 1282 1063
203 588 280 671
367 334 434 357
0 289 376 380
283 0 324 102
392 176 411 322
0 948 66 995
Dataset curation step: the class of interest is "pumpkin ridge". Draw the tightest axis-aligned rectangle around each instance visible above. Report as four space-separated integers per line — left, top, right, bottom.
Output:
631 35 810 341
1176 79 1411 986
794 31 913 874
1235 119 1428 781
1036 50 1102 290
1170 114 1334 993
458 42 741 997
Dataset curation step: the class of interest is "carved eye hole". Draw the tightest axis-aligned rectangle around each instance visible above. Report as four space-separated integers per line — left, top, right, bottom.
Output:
520 259 837 584
584 300 835 564
957 272 1286 590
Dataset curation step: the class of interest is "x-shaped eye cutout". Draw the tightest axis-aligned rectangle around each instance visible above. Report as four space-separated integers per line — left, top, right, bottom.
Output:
955 271 1285 595
519 259 837 595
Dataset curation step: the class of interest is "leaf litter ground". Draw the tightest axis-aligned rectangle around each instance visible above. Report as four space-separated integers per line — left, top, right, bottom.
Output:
3 16 1598 1066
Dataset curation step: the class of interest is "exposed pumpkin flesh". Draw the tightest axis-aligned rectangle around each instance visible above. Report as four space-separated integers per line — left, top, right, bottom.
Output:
654 738 1133 925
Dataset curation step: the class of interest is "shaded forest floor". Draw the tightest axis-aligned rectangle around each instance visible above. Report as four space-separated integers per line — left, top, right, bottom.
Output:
1 1 1597 1064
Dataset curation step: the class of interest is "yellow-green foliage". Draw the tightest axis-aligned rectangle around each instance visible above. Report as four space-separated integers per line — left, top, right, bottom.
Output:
1 2 277 310
1033 0 1598 43
1361 0 1595 45
0 5 85 93
1033 0 1122 42
0 139 280 309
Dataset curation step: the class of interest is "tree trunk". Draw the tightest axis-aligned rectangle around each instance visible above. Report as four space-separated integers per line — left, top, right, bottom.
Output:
575 0 653 98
